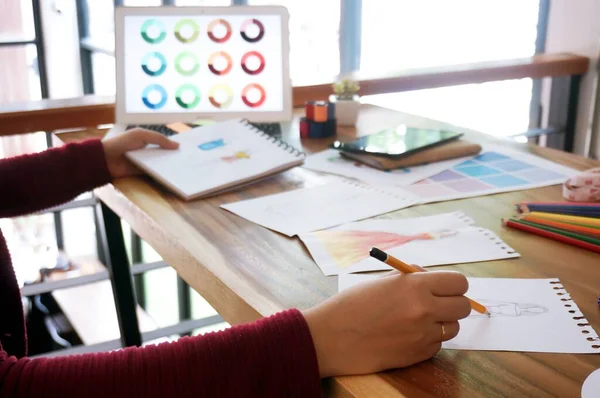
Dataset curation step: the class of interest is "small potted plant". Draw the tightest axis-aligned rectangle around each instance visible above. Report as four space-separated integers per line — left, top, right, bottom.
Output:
330 78 360 126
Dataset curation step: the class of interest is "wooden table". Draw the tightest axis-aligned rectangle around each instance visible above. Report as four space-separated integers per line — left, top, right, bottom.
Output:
57 105 600 397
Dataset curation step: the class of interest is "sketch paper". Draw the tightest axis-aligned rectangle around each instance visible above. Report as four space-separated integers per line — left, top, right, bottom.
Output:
338 275 600 354
403 145 579 203
221 180 420 236
303 149 472 186
299 211 519 276
582 369 600 398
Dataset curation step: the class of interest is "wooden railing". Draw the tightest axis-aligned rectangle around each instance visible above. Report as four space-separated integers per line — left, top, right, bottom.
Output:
0 53 589 137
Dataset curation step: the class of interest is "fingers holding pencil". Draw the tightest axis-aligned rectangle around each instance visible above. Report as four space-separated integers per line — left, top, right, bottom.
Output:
369 247 490 317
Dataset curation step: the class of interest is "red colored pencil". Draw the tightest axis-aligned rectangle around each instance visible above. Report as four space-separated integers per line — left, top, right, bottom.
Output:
503 218 600 254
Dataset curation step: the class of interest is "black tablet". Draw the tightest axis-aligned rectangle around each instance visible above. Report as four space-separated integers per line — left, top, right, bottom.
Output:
331 125 463 159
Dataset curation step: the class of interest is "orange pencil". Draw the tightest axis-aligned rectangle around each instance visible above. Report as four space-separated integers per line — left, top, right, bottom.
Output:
519 215 600 237
370 247 490 316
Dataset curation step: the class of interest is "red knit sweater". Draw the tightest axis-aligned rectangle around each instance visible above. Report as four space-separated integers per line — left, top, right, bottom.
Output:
0 140 321 397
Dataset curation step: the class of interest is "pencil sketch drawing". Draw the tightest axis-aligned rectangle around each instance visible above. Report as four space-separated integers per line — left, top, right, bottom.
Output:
468 300 549 318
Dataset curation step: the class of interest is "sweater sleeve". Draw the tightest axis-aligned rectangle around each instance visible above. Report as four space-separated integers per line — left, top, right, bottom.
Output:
0 140 111 218
0 309 321 398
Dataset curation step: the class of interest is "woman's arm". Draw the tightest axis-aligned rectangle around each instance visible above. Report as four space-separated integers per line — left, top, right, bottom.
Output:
1 269 473 397
0 309 321 398
0 129 178 219
0 140 111 218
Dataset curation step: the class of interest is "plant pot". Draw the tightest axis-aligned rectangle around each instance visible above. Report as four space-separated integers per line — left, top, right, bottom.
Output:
330 95 360 126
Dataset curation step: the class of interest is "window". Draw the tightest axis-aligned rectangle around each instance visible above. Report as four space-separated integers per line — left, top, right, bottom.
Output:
0 0 55 289
176 0 231 5
124 0 163 6
91 52 117 96
360 0 541 136
0 45 41 103
247 0 341 83
0 0 36 42
85 1 116 39
81 0 234 95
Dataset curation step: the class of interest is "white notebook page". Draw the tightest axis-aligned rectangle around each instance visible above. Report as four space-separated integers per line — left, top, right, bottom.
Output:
126 119 302 199
221 180 420 236
300 212 519 276
339 275 600 354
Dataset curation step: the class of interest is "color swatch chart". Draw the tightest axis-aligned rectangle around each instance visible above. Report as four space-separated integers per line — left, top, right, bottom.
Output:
403 146 578 203
124 14 284 113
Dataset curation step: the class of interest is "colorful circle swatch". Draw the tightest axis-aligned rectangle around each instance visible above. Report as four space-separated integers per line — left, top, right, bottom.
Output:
207 19 232 43
209 84 233 109
175 84 201 109
175 19 200 43
241 83 266 108
240 19 265 43
141 19 167 44
141 52 167 77
241 51 265 75
175 52 199 76
208 51 233 76
142 84 168 110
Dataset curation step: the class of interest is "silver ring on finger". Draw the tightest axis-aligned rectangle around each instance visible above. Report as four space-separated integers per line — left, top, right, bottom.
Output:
441 322 446 339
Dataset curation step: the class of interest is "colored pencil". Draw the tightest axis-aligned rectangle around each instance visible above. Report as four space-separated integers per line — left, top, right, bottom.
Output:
517 219 600 245
369 247 490 316
519 215 600 237
524 216 600 231
525 209 600 218
518 202 600 217
526 212 600 228
520 207 600 217
503 218 600 254
518 201 600 207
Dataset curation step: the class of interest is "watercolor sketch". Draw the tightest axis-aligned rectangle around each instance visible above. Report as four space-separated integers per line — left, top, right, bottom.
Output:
221 151 251 163
311 228 459 268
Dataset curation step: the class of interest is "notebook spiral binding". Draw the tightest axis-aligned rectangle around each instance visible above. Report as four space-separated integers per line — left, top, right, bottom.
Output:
240 119 305 158
550 280 600 350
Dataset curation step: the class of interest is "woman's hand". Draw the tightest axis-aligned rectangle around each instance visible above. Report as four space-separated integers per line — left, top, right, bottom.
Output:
102 129 180 178
303 270 471 378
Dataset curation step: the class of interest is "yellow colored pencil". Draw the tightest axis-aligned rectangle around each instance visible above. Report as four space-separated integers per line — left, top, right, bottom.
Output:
527 212 600 227
369 247 490 316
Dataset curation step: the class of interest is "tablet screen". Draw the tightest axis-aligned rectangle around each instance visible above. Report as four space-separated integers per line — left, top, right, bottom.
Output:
332 125 463 158
122 14 284 114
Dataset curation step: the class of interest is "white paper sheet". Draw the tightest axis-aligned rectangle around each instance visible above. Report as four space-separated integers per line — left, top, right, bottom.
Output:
303 149 472 186
583 369 600 398
403 145 580 204
221 180 420 237
338 275 600 354
299 211 519 276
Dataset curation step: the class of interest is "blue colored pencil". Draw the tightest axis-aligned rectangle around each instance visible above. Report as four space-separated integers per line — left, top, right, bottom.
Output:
518 202 600 217
526 208 600 217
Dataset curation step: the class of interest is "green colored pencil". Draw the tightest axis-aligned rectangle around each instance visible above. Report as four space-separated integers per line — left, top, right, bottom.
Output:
516 219 600 246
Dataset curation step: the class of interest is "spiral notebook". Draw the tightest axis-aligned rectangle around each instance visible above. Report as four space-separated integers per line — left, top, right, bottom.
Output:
339 275 600 354
125 119 305 200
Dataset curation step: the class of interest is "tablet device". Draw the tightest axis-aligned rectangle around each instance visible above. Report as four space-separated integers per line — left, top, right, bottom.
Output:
114 5 292 125
331 125 463 159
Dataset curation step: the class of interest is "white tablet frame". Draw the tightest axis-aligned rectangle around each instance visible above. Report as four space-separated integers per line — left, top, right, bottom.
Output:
114 5 292 124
